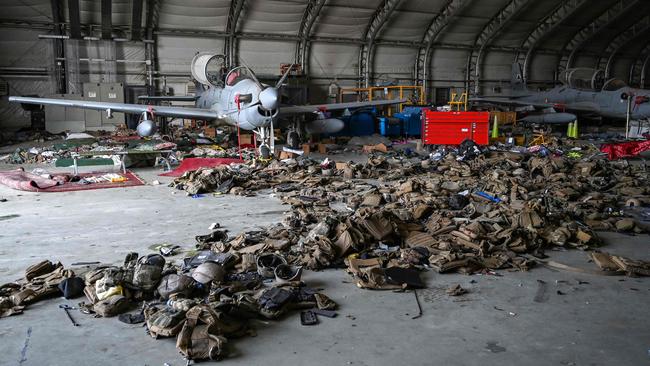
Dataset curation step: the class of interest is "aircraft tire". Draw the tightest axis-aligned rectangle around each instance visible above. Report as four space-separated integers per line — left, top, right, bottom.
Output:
287 131 300 149
260 145 271 159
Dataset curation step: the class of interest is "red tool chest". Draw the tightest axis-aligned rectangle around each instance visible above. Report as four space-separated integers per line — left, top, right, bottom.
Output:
421 111 490 145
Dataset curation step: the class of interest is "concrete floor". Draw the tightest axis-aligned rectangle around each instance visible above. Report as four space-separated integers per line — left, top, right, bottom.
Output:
0 163 649 366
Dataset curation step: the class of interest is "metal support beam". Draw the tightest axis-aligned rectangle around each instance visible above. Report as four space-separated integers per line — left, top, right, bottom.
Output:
467 0 533 94
627 41 650 85
358 0 403 87
641 54 650 88
101 0 112 40
224 0 246 69
295 0 326 77
560 0 638 71
414 0 472 95
50 0 66 93
68 0 82 39
131 0 144 41
514 0 587 83
145 0 161 94
598 15 650 77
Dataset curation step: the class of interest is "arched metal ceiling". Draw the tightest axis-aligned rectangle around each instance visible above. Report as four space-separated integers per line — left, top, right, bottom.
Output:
2 0 650 88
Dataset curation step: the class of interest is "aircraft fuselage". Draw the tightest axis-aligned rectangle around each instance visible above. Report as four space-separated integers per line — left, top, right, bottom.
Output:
517 86 650 120
194 79 278 130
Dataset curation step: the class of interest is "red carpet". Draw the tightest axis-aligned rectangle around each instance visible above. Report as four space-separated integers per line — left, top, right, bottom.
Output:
159 157 243 177
42 171 145 192
0 168 145 192
600 139 650 160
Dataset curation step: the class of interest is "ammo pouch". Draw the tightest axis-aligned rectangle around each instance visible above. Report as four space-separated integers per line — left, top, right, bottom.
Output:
144 305 187 338
25 260 57 281
93 295 128 317
176 305 228 361
133 254 165 291
84 285 99 304
17 266 74 305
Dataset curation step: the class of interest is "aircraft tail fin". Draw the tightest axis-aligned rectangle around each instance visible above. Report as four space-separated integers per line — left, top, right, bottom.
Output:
511 63 526 93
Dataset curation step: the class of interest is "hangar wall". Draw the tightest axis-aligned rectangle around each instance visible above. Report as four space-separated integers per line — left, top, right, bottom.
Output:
2 0 649 131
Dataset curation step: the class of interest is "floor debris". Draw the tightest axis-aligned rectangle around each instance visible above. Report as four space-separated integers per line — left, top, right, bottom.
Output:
1 138 649 362
446 284 467 296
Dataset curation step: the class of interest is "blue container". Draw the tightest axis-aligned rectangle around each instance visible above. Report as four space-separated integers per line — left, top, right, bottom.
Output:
379 117 401 136
348 110 376 136
329 108 377 136
395 106 425 136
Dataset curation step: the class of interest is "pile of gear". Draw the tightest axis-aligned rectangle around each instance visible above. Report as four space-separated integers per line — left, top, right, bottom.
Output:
169 144 649 284
2 141 649 362
0 249 337 362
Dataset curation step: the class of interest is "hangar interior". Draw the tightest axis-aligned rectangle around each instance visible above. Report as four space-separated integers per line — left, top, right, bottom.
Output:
0 1 649 365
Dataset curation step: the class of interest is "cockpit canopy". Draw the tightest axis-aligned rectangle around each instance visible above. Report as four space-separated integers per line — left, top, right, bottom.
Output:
225 66 258 87
190 53 226 87
559 68 628 92
601 78 628 91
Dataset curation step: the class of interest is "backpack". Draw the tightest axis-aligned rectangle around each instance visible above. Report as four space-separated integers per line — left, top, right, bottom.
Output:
144 305 187 338
176 305 229 361
121 252 139 287
93 295 128 317
133 254 165 291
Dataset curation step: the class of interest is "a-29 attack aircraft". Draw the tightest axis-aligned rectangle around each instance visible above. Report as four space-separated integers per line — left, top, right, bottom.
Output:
9 53 405 157
471 64 650 124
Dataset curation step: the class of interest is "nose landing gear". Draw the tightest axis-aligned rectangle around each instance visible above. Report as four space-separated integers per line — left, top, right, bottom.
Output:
255 120 275 160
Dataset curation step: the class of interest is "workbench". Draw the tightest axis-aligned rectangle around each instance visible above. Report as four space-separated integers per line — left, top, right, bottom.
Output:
70 150 175 174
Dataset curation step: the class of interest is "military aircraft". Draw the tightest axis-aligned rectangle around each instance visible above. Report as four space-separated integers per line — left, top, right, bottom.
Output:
9 53 405 157
471 64 650 124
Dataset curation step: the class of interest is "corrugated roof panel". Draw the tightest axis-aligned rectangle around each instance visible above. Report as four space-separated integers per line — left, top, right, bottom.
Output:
3 0 51 22
379 10 435 42
158 0 230 31
239 0 307 35
311 3 381 39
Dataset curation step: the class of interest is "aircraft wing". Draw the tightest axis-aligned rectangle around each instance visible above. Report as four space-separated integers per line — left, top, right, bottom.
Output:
471 97 554 109
471 97 602 114
138 95 199 102
9 96 218 120
279 98 407 115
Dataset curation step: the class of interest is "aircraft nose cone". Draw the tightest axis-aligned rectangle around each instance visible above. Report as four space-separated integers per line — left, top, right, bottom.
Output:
259 87 279 110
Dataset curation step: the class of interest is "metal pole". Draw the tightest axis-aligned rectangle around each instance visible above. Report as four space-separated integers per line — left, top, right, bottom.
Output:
626 96 631 140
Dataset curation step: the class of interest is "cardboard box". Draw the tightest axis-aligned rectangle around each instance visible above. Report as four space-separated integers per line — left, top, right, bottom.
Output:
362 143 388 154
203 127 216 138
302 144 311 155
240 134 253 145
279 151 296 160
318 143 327 154
335 162 348 170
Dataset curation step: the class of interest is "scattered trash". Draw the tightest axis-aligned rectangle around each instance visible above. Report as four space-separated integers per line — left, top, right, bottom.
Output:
446 284 467 296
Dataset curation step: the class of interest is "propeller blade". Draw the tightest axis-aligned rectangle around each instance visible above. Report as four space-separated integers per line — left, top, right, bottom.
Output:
275 64 295 89
247 67 264 90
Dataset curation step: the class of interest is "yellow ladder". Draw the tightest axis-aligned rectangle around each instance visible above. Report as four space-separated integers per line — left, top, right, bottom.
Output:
449 90 468 111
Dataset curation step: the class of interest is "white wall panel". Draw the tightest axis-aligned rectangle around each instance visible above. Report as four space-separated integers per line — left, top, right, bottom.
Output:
309 43 359 78
157 36 225 74
238 40 296 76
373 46 416 81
